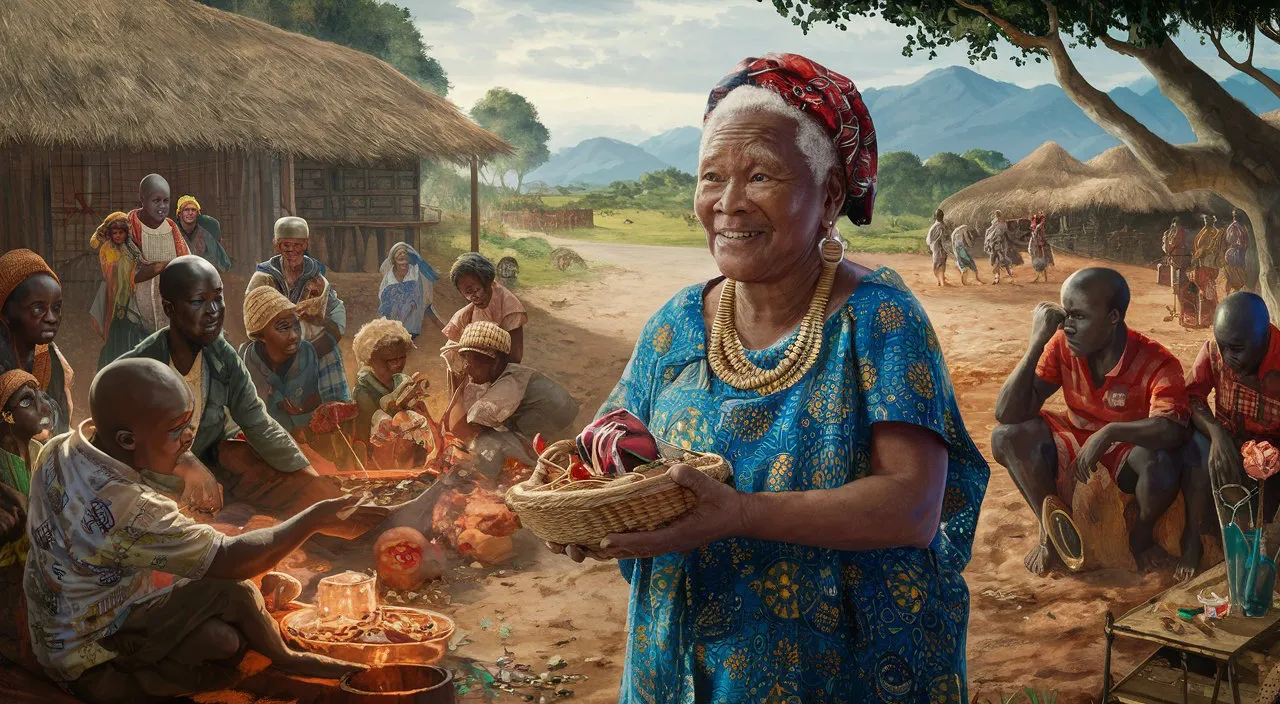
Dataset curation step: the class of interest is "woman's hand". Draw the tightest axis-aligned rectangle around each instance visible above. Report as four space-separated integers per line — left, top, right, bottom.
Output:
545 464 746 562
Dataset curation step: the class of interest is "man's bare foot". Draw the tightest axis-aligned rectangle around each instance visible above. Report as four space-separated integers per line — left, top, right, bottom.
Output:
1134 545 1177 573
1175 542 1203 582
1024 544 1053 576
275 651 365 680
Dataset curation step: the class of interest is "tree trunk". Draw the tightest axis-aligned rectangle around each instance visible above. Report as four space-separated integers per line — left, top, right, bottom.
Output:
1239 193 1280 312
514 171 524 196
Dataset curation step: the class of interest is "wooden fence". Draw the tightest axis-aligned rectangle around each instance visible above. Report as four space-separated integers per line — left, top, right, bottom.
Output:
499 209 593 231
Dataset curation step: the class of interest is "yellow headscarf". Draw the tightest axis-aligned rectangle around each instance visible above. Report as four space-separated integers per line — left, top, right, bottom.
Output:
176 195 201 214
89 211 129 250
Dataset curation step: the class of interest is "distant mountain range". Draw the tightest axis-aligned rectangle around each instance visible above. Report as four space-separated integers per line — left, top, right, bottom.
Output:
527 65 1280 188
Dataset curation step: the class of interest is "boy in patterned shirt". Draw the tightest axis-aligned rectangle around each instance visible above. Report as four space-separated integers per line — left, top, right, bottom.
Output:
24 358 385 702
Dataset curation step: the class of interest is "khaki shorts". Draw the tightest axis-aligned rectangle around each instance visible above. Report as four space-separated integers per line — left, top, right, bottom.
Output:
68 578 253 703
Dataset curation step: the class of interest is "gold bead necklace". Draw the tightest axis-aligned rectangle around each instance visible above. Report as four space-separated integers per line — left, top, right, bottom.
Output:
708 239 842 395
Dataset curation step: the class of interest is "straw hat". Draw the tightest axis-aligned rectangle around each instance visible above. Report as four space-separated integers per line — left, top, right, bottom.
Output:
457 321 511 357
274 216 309 242
244 286 296 337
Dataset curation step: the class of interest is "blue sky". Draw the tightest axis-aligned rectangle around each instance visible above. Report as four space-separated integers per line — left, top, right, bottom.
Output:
407 0 1279 151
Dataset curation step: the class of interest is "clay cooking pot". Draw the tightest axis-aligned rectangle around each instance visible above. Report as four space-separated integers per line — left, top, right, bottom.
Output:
338 664 455 703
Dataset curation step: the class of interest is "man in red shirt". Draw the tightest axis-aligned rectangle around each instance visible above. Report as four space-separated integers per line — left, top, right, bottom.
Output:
992 268 1206 580
1186 292 1280 515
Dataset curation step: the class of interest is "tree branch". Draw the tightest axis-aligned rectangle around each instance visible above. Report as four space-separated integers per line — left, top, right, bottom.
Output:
1259 20 1280 47
1209 25 1280 101
954 1 1193 187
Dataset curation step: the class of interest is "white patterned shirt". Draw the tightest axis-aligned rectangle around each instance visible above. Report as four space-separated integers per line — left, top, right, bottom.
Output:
23 422 224 682
135 220 180 332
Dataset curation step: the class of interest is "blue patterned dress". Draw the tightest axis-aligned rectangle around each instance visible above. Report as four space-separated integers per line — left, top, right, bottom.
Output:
599 268 989 703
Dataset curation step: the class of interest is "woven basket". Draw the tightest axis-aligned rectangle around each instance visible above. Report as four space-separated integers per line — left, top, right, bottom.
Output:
504 439 732 545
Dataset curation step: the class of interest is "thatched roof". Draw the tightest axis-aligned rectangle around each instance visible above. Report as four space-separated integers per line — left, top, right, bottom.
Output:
939 140 1229 225
0 0 510 165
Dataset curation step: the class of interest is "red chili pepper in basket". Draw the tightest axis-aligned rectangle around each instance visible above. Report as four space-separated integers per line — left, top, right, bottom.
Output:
569 459 592 481
533 433 547 455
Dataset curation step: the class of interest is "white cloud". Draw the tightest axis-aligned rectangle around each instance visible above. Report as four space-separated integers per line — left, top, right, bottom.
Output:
407 0 1273 150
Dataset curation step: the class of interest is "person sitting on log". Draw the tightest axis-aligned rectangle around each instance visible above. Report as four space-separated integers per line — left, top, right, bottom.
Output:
238 286 354 470
444 321 578 483
23 357 381 703
1187 292 1280 513
991 267 1208 580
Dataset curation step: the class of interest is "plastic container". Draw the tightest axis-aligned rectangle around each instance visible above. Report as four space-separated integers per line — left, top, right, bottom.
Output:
1197 589 1231 619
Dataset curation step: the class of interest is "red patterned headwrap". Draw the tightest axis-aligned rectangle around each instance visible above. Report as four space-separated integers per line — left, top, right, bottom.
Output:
705 53 878 225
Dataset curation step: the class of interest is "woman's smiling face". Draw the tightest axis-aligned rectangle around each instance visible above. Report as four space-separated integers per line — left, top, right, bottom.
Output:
694 110 837 284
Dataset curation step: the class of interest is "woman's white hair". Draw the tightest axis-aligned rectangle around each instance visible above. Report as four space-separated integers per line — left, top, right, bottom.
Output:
699 85 838 185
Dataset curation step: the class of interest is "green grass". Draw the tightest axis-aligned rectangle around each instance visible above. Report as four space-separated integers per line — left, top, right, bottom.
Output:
557 208 706 247
420 212 599 290
538 195 578 208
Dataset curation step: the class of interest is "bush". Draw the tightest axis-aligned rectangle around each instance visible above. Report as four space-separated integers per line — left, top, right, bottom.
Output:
497 194 549 212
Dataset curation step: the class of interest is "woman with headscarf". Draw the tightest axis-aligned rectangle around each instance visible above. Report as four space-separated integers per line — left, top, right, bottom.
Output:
951 223 983 285
90 212 163 370
984 210 1016 284
175 195 233 272
1027 211 1054 283
547 53 988 702
0 249 73 436
441 252 528 392
246 216 350 401
379 242 445 338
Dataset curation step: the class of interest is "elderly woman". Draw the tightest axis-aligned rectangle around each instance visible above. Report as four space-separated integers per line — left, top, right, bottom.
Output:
549 54 988 702
247 216 350 400
379 242 445 338
0 249 73 436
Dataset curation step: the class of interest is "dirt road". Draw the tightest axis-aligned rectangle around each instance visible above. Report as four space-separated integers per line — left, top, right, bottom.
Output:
44 236 1215 702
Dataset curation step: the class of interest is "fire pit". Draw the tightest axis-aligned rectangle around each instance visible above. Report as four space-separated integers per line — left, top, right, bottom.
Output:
281 571 454 666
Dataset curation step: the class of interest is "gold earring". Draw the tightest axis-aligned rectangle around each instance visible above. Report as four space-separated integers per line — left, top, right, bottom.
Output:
1 411 14 424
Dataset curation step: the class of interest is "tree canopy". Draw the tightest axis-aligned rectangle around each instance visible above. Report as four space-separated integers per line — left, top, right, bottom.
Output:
764 0 1280 309
877 150 1002 215
470 88 552 195
199 0 449 95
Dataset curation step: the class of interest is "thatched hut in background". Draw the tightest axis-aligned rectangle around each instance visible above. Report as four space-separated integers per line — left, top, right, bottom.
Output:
940 141 1235 266
0 0 509 280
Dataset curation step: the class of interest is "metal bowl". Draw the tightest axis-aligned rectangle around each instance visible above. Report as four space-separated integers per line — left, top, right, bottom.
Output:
281 605 455 667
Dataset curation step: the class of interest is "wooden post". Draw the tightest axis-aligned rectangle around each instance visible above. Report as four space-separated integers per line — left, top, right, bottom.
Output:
282 153 296 216
470 156 480 253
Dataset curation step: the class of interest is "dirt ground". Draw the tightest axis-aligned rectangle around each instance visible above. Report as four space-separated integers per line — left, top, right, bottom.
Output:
21 236 1222 703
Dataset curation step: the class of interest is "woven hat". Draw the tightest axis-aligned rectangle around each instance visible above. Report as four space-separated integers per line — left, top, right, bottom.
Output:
176 195 201 213
457 321 511 357
0 249 59 309
0 370 37 412
274 216 310 242
243 286 296 337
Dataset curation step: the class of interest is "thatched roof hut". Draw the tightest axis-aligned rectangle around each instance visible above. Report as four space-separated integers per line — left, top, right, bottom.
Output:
938 141 1228 226
0 0 509 275
0 0 507 164
939 140 1237 264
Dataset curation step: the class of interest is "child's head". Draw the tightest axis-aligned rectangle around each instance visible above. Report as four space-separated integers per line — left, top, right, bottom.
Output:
353 319 413 380
244 286 300 359
0 370 51 442
450 253 496 309
90 358 196 475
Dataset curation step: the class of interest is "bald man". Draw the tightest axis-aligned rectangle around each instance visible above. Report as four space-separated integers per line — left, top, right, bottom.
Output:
126 174 190 333
120 256 346 520
23 358 379 700
992 267 1207 579
1188 293 1280 510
